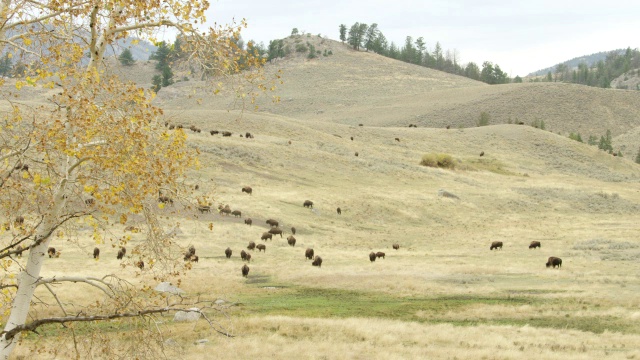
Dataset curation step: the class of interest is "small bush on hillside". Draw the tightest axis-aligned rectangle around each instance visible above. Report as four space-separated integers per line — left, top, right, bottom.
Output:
296 43 308 53
307 44 317 59
477 112 490 127
587 135 598 146
531 119 545 129
569 132 583 142
420 153 455 169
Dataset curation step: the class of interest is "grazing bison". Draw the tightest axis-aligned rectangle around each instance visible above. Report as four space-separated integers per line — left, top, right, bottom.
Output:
219 205 232 216
546 257 562 269
85 198 95 206
358 124 363 127
136 260 144 269
15 216 24 226
158 196 173 206
350 136 354 141
117 247 126 260
305 248 314 260
222 131 232 137
197 205 211 213
287 236 296 247
93 247 100 259
244 218 252 226
392 243 400 250
303 200 314 208
268 228 283 238
225 247 232 258
291 226 296 235
369 252 376 262
176 124 183 129
312 256 323 267
247 241 256 250
490 241 503 250
210 130 219 135
266 219 279 227
529 241 541 249
261 232 273 241
376 252 385 259
245 132 254 139
242 186 253 195
245 253 252 262
231 210 242 218
336 207 341 215
184 246 196 261
15 245 23 258
190 255 199 262
48 247 56 258
257 244 266 252
355 152 359 157
242 264 250 277
446 125 451 129
169 125 175 130
395 138 400 142
480 151 485 157
240 250 248 261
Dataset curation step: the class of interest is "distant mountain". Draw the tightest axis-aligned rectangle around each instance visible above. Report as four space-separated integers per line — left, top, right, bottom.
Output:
528 49 626 76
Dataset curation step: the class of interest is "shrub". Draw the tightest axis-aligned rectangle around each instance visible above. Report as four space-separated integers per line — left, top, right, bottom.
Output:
477 112 490 126
635 147 640 164
118 48 135 66
569 132 583 142
291 28 299 36
295 43 308 53
420 153 455 169
307 43 317 59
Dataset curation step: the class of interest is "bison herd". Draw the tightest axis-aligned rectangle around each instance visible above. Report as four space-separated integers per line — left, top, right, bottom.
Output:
488 240 562 269
164 122 255 142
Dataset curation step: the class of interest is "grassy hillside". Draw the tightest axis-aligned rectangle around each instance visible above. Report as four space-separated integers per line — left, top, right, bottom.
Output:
7 36 640 359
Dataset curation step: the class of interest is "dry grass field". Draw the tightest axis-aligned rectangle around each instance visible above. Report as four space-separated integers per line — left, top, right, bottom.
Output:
7 36 640 359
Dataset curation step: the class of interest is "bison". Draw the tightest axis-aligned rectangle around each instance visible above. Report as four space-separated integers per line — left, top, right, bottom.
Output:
210 130 219 135
219 205 232 216
261 232 273 241
336 207 341 215
480 151 485 157
15 245 23 258
257 244 266 252
350 136 354 141
85 198 95 206
242 264 250 277
268 228 283 238
392 243 400 250
48 247 56 258
291 226 296 235
395 138 400 142
240 250 248 261
490 241 503 250
190 255 199 262
117 247 126 260
266 219 279 227
546 257 562 269
222 131 232 137
242 186 253 195
355 152 359 157
245 132 254 139
225 247 232 258
244 218 252 226
197 205 211 213
158 196 173 206
376 252 385 259
303 200 314 208
312 256 323 267
14 216 24 226
287 236 296 247
305 248 314 260
245 253 252 262
231 210 242 218
136 260 144 269
529 241 541 249
247 241 256 250
93 247 100 259
369 252 376 262
169 125 175 130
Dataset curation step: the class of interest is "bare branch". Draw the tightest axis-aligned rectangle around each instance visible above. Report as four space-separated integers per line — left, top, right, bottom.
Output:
35 276 114 297
43 283 68 317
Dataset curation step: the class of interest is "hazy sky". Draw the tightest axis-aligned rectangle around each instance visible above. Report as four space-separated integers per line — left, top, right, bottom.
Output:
201 0 640 76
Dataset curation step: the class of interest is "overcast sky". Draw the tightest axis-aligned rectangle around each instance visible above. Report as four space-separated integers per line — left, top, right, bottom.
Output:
201 0 640 76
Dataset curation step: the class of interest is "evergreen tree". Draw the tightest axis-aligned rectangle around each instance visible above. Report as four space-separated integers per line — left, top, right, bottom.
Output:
364 23 379 52
635 147 640 164
118 48 135 66
291 28 299 36
0 53 12 76
150 41 172 70
587 135 598 146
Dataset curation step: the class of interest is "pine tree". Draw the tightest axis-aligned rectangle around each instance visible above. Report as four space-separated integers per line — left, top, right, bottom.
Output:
118 48 135 66
339 24 347 43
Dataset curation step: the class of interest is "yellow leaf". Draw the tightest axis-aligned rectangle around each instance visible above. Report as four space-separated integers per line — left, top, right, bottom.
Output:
208 223 213 231
23 38 32 46
158 203 165 209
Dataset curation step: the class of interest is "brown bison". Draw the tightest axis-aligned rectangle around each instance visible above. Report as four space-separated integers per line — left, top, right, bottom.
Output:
219 205 232 216
392 243 400 250
197 205 211 213
222 131 232 137
242 264 250 277
350 136 354 141
136 260 144 269
245 132 254 139
303 200 314 208
266 219 279 227
15 245 23 258
247 241 256 250
231 210 242 218
291 226 296 235
355 152 359 157
85 198 95 206
169 125 175 130
242 186 253 195
210 130 219 135
257 244 266 252
268 228 283 238
529 241 541 249
337 207 341 215
244 218 252 226
312 256 323 267
261 232 273 241
546 257 562 269
14 216 24 225
245 253 252 262
369 252 376 262
240 250 248 261
305 248 314 260
287 236 296 247
190 255 199 262
395 138 400 142
225 247 232 258
93 247 100 259
48 247 57 258
490 241 503 250
376 252 385 259
117 247 126 260
158 196 173 206
480 151 485 157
